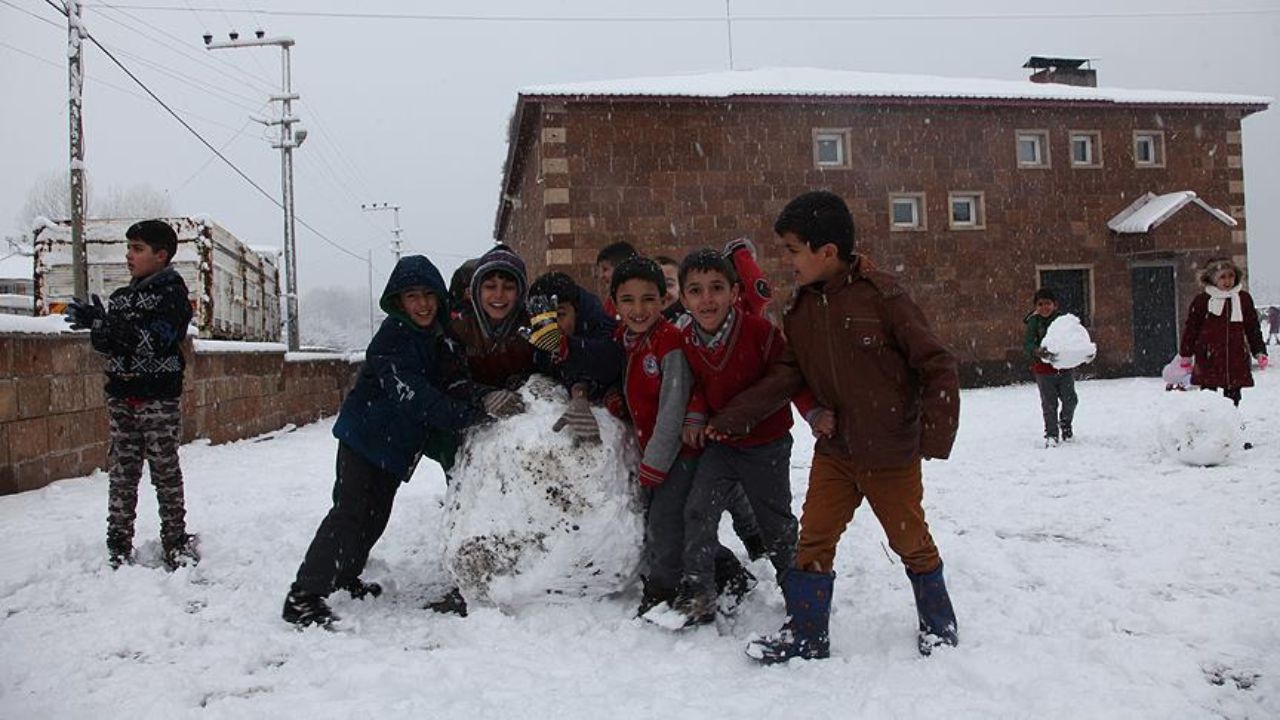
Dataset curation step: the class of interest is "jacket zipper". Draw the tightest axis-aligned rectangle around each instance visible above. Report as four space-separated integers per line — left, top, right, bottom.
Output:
820 291 845 448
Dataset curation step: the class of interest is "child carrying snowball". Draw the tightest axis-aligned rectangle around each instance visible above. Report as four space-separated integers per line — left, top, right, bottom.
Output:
1024 288 1079 445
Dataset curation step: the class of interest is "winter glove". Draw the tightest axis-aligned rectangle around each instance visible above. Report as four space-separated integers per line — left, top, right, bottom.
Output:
1034 346 1056 362
64 294 107 331
518 294 562 354
1178 356 1194 371
552 395 601 444
482 389 525 418
1258 354 1270 370
637 463 666 489
723 237 757 260
602 386 627 420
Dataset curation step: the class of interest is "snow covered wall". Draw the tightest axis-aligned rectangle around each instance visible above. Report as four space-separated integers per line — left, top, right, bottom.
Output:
442 376 644 609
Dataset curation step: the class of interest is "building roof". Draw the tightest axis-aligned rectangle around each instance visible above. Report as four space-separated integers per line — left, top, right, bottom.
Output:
1107 191 1237 234
518 66 1271 108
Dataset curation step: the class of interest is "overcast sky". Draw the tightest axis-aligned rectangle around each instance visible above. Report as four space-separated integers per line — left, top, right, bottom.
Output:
2 0 1278 298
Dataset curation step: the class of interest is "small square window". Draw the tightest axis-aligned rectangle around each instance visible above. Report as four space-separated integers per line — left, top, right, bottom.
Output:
1134 131 1165 167
889 193 926 231
1070 131 1102 167
1016 130 1050 168
812 128 851 169
948 191 985 230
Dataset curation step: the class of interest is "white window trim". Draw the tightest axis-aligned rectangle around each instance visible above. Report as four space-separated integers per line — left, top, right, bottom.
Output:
889 193 927 231
812 128 852 169
948 191 986 230
1016 129 1051 168
1133 130 1166 168
1069 130 1103 168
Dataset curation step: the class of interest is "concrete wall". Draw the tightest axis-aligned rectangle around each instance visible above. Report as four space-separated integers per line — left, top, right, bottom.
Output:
0 334 360 495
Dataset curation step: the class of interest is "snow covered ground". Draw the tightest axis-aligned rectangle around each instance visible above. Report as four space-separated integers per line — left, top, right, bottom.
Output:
2 373 1278 719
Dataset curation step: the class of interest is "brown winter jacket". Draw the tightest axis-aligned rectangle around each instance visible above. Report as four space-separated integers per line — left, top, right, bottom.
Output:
1179 289 1265 390
710 258 960 469
450 310 535 389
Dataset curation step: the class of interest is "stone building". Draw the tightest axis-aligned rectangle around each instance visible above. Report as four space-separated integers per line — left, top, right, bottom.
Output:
493 61 1269 383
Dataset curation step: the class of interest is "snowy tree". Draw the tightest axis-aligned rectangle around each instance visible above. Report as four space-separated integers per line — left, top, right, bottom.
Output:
95 183 172 219
17 171 173 232
300 285 377 350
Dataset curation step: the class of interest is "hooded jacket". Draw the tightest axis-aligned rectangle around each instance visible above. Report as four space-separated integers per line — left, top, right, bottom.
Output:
450 246 536 388
333 255 484 479
532 284 624 397
91 265 193 400
1179 260 1265 390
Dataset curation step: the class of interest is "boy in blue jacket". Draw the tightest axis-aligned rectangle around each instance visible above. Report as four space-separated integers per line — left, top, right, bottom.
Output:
283 255 514 628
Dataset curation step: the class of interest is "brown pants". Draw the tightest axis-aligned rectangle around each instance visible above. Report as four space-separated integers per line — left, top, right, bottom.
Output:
795 455 941 575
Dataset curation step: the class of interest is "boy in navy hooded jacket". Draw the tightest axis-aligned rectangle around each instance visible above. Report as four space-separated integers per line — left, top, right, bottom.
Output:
283 255 512 628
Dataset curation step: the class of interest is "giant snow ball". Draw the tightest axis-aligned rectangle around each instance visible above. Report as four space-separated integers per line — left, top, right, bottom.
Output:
1155 390 1238 467
441 375 644 610
1042 313 1097 370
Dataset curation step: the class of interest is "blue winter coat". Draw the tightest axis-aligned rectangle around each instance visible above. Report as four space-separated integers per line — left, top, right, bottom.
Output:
332 255 484 479
533 286 624 399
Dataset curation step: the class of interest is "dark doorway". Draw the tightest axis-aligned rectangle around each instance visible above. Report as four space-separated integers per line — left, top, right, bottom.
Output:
1039 268 1092 327
1130 265 1178 375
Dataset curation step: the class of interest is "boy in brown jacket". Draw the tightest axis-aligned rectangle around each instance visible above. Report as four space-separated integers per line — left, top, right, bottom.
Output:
708 190 961 662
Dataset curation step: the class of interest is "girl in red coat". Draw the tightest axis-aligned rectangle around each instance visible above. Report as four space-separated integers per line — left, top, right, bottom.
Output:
1179 257 1268 406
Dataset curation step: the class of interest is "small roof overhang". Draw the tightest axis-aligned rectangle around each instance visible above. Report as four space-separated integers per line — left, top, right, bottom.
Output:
1107 191 1237 234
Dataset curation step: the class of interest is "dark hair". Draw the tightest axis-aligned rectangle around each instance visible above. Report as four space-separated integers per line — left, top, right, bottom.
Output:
610 256 665 299
449 259 478 306
529 271 581 308
678 248 738 289
596 241 639 267
773 191 855 262
654 255 679 268
1033 287 1057 303
125 219 178 263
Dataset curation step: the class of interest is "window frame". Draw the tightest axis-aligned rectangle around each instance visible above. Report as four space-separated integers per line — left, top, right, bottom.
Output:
1069 130 1103 168
1036 265 1095 327
948 191 986 230
812 128 852 169
1016 129 1051 168
1133 130 1166 168
888 192 927 232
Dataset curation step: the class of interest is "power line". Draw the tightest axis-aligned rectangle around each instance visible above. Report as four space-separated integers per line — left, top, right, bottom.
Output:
78 4 1280 22
39 0 369 263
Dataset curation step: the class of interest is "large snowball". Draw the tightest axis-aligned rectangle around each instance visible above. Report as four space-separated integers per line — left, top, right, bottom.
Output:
442 375 644 610
1155 390 1238 467
1043 314 1097 370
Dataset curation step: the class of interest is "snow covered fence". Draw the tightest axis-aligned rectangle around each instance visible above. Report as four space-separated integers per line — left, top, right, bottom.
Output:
0 330 361 495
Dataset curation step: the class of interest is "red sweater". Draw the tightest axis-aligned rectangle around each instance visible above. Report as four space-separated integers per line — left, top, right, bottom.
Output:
619 318 695 484
683 311 809 448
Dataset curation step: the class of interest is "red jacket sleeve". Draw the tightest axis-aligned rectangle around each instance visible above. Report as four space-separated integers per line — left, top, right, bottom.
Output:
730 246 772 318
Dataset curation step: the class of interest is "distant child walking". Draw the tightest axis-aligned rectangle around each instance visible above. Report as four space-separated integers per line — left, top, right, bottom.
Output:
1024 287 1079 445
1179 257 1268 407
64 219 197 571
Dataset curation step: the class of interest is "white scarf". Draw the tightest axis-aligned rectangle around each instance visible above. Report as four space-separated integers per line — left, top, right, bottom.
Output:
1205 284 1244 323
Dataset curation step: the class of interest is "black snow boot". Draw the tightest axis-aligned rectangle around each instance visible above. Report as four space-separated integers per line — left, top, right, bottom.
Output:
907 563 959 656
740 534 767 562
671 585 717 628
163 534 201 571
636 579 677 618
745 569 834 664
424 587 469 617
1060 422 1074 441
282 585 338 628
715 560 757 615
338 577 383 600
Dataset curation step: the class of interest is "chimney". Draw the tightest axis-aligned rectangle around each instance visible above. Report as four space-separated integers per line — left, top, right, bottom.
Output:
1023 56 1097 87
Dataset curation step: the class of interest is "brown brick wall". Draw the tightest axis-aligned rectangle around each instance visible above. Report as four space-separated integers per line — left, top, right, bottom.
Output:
0 334 359 495
498 99 1248 384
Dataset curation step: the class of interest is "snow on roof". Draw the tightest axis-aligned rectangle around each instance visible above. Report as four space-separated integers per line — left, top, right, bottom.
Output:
0 251 34 279
1107 191 1238 234
519 67 1271 107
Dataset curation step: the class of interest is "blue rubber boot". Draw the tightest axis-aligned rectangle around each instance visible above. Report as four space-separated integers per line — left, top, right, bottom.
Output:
745 569 834 664
907 563 958 655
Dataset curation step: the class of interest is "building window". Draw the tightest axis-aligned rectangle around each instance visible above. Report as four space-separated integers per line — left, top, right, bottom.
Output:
1134 131 1165 167
1038 267 1093 326
948 191 985 229
812 128 851 169
1070 131 1103 167
889 193 926 231
1016 130 1050 168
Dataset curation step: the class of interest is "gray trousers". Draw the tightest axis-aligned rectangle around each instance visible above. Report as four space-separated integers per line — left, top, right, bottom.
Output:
1035 372 1078 437
644 455 739 592
683 437 797 596
106 397 187 556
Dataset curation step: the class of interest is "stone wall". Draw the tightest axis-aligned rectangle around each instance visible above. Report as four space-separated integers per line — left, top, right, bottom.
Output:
0 334 360 495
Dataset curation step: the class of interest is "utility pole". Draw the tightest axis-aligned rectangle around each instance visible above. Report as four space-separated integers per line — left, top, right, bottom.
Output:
67 0 88 299
361 202 403 260
205 30 306 350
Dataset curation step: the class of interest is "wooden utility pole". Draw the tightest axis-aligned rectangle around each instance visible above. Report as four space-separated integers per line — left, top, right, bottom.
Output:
67 0 88 299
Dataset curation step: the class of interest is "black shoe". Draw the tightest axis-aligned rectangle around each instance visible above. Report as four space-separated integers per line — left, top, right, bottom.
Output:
425 587 468 617
1044 434 1060 447
1061 424 1074 441
716 563 757 615
338 578 383 600
163 534 200 571
108 550 134 570
671 587 717 628
637 581 677 618
282 586 337 628
740 534 767 562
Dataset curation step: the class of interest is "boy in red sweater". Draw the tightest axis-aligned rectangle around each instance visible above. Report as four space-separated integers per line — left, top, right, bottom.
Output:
674 249 826 626
610 256 746 617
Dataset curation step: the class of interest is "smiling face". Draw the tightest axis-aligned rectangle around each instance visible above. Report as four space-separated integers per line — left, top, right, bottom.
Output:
126 239 168 279
781 232 841 286
399 288 439 328
613 277 663 335
1034 298 1058 318
478 272 519 322
681 268 739 333
1214 268 1238 290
